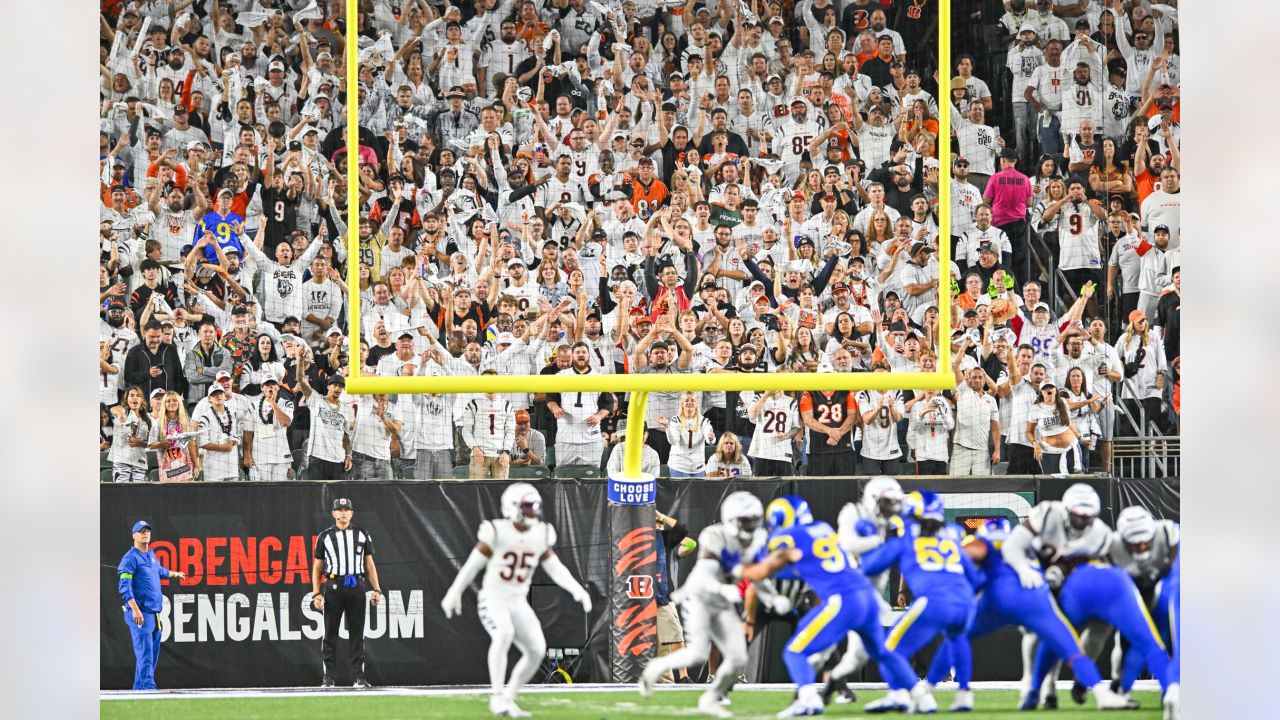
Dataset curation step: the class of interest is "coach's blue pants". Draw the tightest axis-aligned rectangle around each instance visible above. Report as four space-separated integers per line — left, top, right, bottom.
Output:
782 589 917 690
926 573 1103 688
125 609 162 690
1030 565 1168 693
887 594 975 689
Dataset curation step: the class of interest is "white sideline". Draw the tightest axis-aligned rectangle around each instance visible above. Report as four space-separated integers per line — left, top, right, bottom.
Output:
101 679 1161 701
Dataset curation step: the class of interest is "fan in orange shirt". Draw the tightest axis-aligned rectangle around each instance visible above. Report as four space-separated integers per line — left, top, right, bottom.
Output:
621 158 669 220
514 1 549 48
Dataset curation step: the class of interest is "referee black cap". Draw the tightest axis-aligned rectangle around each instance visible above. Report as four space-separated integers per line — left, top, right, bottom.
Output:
333 498 354 511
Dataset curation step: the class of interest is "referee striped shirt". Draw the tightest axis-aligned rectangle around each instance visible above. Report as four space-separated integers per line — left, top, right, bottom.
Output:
314 526 376 577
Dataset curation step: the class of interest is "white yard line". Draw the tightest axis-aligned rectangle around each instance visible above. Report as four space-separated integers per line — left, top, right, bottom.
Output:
101 680 1160 701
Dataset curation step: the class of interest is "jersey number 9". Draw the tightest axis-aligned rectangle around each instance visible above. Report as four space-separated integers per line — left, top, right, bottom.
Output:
813 534 854 572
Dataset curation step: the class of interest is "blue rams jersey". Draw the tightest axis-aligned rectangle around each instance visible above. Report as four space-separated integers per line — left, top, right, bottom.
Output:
862 519 981 599
765 522 873 598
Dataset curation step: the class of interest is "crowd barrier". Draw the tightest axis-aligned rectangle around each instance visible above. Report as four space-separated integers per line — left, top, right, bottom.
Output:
100 476 1178 689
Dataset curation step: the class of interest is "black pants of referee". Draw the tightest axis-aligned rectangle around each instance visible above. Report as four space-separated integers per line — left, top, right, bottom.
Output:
322 578 368 681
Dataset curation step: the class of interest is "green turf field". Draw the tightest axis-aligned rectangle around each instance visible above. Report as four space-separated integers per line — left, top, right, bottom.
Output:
101 689 1165 719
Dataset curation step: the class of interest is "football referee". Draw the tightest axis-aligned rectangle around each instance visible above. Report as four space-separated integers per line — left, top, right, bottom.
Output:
312 498 383 688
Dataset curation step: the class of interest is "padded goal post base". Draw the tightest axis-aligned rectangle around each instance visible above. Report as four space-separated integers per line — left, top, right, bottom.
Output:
607 472 658 683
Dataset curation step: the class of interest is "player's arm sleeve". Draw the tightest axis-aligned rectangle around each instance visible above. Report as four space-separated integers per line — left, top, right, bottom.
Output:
837 504 883 556
858 535 901 577
117 554 137 603
313 532 326 560
1001 524 1038 574
960 548 985 589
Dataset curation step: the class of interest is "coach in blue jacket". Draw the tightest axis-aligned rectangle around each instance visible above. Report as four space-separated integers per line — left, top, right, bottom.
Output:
117 520 185 690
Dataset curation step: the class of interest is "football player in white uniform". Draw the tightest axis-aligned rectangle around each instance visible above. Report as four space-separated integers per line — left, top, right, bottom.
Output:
638 491 782 718
441 483 592 718
1001 483 1136 710
819 476 906 704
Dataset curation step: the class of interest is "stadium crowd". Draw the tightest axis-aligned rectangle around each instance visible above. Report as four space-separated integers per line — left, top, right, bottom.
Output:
98 0 1179 483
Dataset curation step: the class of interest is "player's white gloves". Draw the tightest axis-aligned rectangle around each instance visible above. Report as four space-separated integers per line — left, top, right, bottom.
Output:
765 594 792 615
1016 565 1045 589
1044 565 1065 590
441 588 463 619
572 587 592 614
717 584 743 604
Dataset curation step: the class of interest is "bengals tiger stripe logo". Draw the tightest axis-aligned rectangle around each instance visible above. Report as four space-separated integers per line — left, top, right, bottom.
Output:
614 527 658 657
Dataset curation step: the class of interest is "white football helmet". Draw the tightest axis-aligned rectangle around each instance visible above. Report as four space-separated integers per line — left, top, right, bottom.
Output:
1062 483 1101 532
721 491 764 544
861 476 905 519
1116 506 1156 560
501 483 543 525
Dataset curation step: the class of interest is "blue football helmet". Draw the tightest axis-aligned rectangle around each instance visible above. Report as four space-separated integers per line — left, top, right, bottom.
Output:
765 495 814 530
903 490 945 522
976 517 1013 548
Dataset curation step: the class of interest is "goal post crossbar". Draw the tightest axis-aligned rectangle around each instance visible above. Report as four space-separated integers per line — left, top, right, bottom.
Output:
341 0 954 477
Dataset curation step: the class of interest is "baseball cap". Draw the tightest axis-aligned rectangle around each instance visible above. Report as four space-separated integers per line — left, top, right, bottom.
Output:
333 498 354 511
231 304 249 315
107 299 126 310
260 373 280 385
1032 302 1051 313
507 257 526 268
268 60 285 72
495 332 517 345
397 329 416 340
215 370 233 381
132 520 152 533
207 385 227 397
910 242 934 256
1154 224 1170 233
977 241 996 254
445 86 465 98
515 409 531 423
149 388 166 400
1128 309 1147 325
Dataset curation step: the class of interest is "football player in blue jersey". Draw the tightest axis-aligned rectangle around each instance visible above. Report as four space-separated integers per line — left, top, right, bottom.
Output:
743 495 925 717
1027 561 1169 708
1161 554 1179 720
923 489 1138 711
858 491 981 713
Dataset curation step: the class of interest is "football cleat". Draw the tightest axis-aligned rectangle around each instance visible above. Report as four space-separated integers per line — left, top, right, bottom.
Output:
864 689 912 713
698 691 734 718
504 701 532 719
1071 681 1089 705
1093 683 1140 710
1018 690 1038 711
819 677 856 706
776 686 825 717
320 674 334 688
950 690 974 712
1162 684 1179 720
638 666 658 698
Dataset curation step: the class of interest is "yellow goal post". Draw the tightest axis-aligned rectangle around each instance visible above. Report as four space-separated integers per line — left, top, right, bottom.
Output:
342 0 954 478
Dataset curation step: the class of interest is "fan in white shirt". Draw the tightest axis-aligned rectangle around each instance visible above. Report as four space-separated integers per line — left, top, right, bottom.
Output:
194 385 243 481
